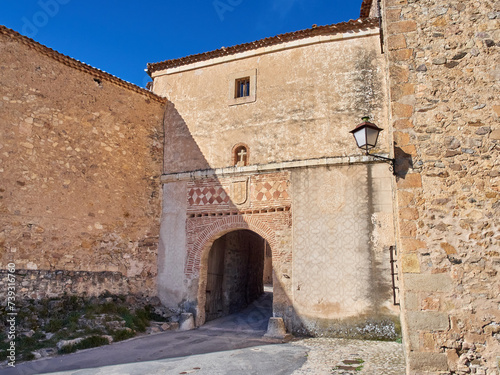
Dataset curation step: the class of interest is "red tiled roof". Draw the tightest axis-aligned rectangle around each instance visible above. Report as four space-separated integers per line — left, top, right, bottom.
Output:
0 25 167 103
360 0 374 18
147 18 379 75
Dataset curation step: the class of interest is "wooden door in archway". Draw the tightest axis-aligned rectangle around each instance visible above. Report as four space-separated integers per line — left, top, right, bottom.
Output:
205 241 225 321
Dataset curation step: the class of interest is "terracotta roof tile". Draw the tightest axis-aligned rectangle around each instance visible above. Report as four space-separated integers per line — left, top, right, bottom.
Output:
360 0 374 18
0 25 167 104
147 18 379 74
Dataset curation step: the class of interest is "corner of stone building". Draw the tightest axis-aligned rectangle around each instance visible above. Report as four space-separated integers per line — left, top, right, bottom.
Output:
0 28 166 301
381 0 500 374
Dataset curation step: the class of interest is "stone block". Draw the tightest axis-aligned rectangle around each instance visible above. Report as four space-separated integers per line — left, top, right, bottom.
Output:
432 16 448 27
393 118 413 129
401 144 417 156
179 313 195 331
387 34 407 50
446 349 459 372
169 322 180 330
390 48 413 61
387 20 417 35
422 332 437 350
392 102 414 118
399 220 417 237
385 8 402 23
407 331 419 351
407 311 449 331
403 273 453 292
401 238 426 252
421 297 440 311
397 173 422 189
394 83 416 101
389 65 409 83
402 253 421 273
399 207 419 220
394 131 410 146
490 129 500 140
404 291 419 311
397 191 415 207
464 333 486 345
264 317 288 339
440 242 457 255
408 352 448 372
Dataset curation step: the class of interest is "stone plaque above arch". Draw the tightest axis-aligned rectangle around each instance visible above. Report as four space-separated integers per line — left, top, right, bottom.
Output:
231 178 248 205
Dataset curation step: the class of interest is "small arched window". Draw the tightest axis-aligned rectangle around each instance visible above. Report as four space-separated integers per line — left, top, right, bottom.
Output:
232 143 249 167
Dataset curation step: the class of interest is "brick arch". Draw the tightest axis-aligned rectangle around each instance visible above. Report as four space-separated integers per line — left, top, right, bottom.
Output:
189 214 281 327
185 215 277 277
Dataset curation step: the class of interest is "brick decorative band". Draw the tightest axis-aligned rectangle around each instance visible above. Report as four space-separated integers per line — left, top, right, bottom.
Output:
185 213 290 277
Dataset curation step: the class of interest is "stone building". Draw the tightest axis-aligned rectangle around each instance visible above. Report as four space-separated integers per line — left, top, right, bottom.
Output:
378 0 500 373
1 0 499 373
147 17 399 336
0 25 166 297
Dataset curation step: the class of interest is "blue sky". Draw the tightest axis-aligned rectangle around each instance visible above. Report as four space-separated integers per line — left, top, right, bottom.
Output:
2 1 362 87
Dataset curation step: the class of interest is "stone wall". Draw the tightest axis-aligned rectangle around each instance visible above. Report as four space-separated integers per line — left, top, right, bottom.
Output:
381 0 500 373
291 163 398 339
0 27 166 298
152 29 390 173
0 270 138 300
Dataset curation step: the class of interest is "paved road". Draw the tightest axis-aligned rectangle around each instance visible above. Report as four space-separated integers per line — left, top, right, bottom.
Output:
3 291 406 374
3 292 310 375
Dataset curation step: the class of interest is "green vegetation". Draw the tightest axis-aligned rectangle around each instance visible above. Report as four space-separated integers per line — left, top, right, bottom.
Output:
111 329 136 342
58 336 109 354
0 293 170 364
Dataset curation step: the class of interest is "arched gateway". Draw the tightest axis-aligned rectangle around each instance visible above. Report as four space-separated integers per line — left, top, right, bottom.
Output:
189 216 279 326
155 17 399 337
158 172 294 329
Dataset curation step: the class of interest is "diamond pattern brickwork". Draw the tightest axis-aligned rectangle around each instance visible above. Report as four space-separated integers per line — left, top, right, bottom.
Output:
188 186 230 206
252 181 289 201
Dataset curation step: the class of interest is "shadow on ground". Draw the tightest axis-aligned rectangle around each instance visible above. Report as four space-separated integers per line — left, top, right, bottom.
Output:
4 292 282 375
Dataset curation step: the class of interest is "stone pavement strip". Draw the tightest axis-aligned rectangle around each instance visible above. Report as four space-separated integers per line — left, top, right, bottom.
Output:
9 338 405 375
291 338 406 375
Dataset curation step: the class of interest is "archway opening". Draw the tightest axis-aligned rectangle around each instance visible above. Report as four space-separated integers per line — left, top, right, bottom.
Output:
205 229 272 322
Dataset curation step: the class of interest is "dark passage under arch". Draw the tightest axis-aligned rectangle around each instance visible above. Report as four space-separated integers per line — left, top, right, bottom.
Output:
205 229 272 322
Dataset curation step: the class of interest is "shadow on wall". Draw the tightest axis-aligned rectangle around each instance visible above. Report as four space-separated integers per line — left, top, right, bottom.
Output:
163 101 212 174
159 102 297 331
394 146 413 179
160 103 401 340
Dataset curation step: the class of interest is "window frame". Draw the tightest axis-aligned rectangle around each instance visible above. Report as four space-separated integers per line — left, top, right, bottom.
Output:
228 69 257 106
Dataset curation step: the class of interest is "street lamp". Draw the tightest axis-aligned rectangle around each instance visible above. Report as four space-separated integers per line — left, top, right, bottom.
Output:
350 116 396 175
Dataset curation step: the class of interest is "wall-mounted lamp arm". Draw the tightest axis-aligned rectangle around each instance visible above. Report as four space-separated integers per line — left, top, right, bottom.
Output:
350 117 396 176
367 152 396 176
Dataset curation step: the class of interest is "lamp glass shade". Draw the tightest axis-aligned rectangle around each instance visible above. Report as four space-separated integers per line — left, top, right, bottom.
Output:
350 121 383 153
352 127 367 149
366 126 380 148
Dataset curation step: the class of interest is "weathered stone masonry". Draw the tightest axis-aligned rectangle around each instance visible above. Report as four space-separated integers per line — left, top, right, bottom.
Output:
3 1 498 373
151 17 399 336
0 26 167 298
376 0 500 373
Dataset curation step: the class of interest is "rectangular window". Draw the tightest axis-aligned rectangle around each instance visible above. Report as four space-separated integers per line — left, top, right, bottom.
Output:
235 77 250 98
228 69 257 106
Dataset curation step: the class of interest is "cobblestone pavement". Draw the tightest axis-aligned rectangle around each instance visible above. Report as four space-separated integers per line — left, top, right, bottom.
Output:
291 337 406 375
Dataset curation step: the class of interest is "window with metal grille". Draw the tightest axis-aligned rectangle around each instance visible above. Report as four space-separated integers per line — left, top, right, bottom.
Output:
235 77 250 98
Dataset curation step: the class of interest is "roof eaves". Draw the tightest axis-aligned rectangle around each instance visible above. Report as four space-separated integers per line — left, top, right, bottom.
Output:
0 25 167 104
147 18 379 75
